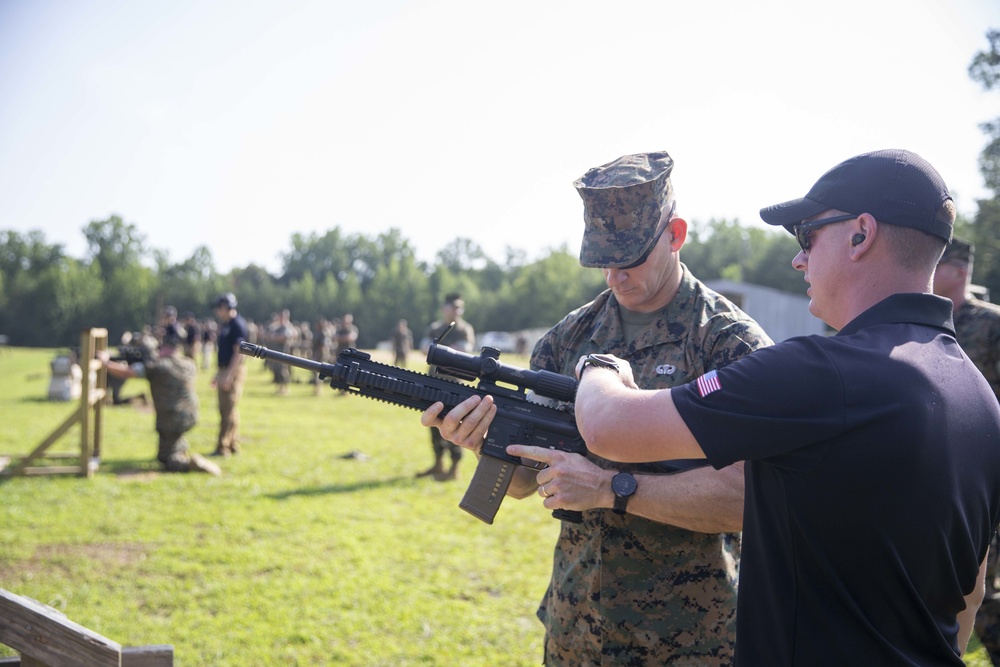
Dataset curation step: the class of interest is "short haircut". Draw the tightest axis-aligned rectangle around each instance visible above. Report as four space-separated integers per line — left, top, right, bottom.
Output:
879 219 950 273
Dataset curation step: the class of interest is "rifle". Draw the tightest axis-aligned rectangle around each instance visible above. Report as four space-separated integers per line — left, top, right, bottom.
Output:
111 342 150 365
239 339 586 524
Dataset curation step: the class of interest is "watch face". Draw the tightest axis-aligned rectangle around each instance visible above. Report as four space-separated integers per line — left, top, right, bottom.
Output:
589 354 618 368
584 354 619 374
612 472 637 497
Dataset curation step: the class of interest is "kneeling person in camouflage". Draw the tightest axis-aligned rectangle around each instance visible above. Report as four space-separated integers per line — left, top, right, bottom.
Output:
101 332 220 475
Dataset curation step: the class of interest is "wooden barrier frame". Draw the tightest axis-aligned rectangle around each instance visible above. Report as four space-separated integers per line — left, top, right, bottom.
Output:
0 588 173 666
2 329 108 478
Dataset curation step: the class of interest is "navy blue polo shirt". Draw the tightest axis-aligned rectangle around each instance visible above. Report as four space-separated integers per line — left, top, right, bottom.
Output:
216 314 248 368
673 293 1000 666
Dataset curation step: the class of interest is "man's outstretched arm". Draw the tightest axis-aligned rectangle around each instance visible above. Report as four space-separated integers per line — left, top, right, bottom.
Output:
575 358 705 463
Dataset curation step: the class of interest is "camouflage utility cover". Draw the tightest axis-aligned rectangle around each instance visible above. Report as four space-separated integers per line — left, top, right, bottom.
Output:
940 237 973 265
531 264 773 666
146 352 199 434
575 151 673 268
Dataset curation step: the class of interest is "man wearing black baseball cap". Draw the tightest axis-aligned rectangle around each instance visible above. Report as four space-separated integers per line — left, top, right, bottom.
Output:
535 149 1000 665
211 292 249 457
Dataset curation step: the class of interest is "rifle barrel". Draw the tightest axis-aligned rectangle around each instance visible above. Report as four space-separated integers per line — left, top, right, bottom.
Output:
239 342 331 374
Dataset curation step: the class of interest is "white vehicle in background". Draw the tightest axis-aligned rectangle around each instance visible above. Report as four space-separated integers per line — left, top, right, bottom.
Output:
477 331 518 353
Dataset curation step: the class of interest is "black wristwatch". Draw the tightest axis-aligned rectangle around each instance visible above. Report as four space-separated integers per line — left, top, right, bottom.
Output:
611 471 637 515
581 353 620 376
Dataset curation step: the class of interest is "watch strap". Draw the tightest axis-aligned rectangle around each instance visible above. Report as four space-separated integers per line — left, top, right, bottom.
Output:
611 471 637 516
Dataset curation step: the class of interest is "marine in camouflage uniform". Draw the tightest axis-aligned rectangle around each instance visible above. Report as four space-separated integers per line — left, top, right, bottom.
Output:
101 333 218 474
418 294 477 481
934 238 1000 665
532 267 769 665
270 310 298 394
334 313 360 357
145 347 200 471
391 319 414 367
423 152 772 665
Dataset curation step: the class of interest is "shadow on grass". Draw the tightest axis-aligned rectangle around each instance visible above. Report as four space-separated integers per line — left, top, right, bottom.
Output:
266 476 415 500
17 397 152 414
99 459 165 476
0 458 162 485
19 395 62 404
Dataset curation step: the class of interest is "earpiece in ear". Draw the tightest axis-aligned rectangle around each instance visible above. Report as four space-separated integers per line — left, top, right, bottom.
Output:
851 234 866 246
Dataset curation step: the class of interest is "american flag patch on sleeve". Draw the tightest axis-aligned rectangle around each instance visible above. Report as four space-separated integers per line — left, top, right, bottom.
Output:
696 370 722 398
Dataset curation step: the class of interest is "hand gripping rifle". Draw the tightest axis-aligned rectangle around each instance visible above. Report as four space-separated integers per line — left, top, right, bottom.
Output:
239 338 586 524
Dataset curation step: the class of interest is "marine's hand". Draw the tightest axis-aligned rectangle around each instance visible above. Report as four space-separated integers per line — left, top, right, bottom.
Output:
420 394 497 452
506 444 614 512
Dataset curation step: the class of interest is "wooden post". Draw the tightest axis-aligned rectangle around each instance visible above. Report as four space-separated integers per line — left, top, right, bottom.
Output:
78 328 109 477
1 328 108 478
0 589 174 666
0 588 120 666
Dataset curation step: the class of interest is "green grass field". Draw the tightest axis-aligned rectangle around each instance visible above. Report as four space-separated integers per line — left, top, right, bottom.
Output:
0 346 559 665
0 347 992 665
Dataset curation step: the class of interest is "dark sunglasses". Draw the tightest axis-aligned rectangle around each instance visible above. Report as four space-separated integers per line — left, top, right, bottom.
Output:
793 213 858 252
619 201 677 270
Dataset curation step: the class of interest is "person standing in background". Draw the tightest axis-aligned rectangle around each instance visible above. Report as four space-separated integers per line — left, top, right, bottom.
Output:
183 312 202 363
934 237 1000 666
334 313 359 356
211 292 248 457
392 319 413 366
418 293 476 482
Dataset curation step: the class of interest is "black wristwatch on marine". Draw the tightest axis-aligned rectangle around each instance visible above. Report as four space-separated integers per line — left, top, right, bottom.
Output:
581 353 620 376
611 471 637 515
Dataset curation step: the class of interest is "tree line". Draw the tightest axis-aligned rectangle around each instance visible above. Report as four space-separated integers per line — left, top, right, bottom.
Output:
0 214 808 349
3 30 998 350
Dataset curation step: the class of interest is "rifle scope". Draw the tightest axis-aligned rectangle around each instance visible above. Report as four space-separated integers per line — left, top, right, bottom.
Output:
426 343 577 404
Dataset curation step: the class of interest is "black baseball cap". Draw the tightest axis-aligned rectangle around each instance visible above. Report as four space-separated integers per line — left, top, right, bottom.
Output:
213 292 238 309
760 149 953 242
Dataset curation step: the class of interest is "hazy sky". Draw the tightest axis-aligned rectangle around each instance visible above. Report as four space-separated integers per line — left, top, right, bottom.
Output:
1 0 998 273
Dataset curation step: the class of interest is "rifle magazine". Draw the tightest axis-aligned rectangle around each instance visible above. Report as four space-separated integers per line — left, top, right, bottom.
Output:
459 455 516 524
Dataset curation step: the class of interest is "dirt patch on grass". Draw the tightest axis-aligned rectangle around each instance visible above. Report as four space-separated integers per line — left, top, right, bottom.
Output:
6 542 154 581
39 542 152 564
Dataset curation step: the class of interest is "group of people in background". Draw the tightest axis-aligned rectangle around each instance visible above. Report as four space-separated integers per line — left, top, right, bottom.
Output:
102 292 468 480
154 305 220 372
100 292 249 474
98 296 236 476
254 310 360 395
